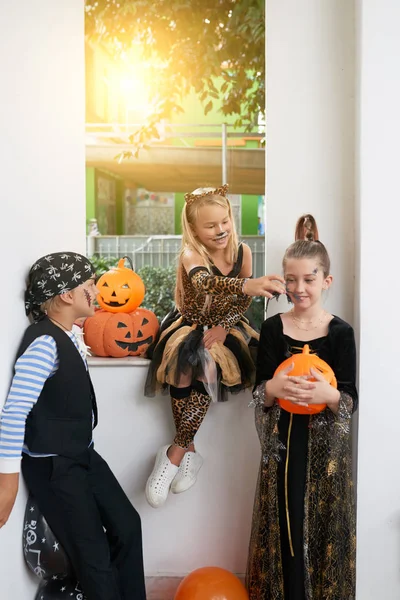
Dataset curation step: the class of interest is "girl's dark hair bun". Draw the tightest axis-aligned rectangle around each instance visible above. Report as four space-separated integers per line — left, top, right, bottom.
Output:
294 214 319 242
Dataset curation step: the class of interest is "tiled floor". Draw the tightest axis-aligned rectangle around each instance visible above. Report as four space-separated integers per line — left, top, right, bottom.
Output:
146 577 182 600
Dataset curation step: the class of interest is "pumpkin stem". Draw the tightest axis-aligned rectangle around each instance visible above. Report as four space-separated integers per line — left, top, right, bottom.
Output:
118 256 135 271
302 344 310 355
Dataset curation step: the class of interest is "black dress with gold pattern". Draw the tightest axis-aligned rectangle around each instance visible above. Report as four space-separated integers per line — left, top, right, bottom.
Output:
246 313 357 600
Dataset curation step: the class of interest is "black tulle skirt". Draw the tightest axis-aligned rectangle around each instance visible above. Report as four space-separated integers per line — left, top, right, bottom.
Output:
145 309 259 402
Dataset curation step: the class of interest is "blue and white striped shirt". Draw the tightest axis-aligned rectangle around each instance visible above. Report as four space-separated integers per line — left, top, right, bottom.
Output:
0 329 88 473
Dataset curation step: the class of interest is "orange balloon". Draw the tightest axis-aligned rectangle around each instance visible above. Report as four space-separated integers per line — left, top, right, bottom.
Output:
174 567 248 600
274 344 337 415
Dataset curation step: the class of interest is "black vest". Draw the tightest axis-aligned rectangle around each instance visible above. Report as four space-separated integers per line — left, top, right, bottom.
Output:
17 317 98 459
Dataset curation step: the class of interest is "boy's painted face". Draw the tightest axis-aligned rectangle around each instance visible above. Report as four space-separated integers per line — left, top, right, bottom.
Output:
284 258 332 309
193 204 232 251
71 276 99 317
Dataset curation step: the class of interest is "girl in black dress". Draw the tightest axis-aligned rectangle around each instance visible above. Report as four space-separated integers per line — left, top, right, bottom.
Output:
246 216 357 600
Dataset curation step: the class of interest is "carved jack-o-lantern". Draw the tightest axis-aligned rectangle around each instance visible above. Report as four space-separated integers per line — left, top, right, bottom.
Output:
97 258 145 313
274 344 337 415
84 308 159 358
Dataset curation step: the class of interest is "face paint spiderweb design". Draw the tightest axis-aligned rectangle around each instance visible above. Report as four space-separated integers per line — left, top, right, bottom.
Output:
265 276 309 316
285 281 303 302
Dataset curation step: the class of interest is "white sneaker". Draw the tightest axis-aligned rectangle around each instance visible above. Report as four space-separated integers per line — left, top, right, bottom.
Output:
145 445 179 508
171 451 203 494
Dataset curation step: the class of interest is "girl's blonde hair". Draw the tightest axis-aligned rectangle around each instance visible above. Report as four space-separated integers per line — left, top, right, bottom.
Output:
175 187 239 309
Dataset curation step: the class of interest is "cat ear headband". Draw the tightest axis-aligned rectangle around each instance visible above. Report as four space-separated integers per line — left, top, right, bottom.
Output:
184 184 229 207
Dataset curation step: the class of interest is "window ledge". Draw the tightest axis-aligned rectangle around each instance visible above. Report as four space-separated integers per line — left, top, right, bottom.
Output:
87 356 151 367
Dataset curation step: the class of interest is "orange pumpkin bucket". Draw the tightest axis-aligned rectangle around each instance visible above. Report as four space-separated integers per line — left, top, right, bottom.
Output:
84 308 159 358
274 344 337 415
96 257 145 313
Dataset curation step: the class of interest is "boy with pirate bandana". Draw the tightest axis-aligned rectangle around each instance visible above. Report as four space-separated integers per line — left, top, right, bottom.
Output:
0 252 146 600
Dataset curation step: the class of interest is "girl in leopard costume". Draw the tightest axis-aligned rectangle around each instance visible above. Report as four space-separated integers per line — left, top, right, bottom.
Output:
144 184 285 508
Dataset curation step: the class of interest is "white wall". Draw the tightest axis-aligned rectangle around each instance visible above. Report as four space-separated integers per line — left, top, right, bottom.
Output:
355 1 400 598
90 360 260 576
0 1 85 597
2 0 399 597
267 1 400 598
266 0 355 322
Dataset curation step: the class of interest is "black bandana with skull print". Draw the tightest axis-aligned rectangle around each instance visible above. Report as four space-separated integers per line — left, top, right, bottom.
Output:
25 252 96 321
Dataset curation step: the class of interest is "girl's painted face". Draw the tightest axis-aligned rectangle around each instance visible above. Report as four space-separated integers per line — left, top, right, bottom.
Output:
193 203 232 251
284 258 332 308
72 276 99 317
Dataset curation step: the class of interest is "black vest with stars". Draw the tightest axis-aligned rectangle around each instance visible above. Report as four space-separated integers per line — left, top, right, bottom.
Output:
16 317 98 459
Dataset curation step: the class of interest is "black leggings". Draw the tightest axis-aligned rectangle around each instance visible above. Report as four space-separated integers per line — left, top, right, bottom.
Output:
22 448 146 600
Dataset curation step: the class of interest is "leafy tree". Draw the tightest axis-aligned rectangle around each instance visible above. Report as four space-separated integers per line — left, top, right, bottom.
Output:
85 0 265 154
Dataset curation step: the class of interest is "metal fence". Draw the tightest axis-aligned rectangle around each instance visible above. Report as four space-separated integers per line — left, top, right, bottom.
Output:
87 235 266 278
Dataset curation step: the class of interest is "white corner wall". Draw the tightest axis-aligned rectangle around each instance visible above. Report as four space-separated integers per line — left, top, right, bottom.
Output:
266 0 355 323
267 0 400 598
89 363 260 577
1 1 399 597
0 1 85 597
355 1 400 598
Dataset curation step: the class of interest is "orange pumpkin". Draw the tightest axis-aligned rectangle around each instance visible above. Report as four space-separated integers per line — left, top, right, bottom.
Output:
274 344 337 415
84 308 159 358
97 258 145 313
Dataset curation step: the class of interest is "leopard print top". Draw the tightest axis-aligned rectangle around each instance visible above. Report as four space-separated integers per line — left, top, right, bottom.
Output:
179 244 252 330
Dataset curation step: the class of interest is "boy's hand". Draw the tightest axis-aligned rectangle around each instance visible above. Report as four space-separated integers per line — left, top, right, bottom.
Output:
0 473 19 528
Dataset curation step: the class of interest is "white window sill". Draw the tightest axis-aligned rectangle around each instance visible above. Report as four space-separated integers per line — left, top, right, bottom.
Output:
87 356 151 367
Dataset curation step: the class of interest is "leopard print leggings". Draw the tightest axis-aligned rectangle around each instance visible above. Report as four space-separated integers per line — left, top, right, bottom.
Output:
171 389 211 449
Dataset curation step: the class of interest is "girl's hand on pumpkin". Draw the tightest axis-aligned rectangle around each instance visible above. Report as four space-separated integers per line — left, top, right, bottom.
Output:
203 326 227 349
265 364 316 406
300 368 340 413
0 473 19 528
